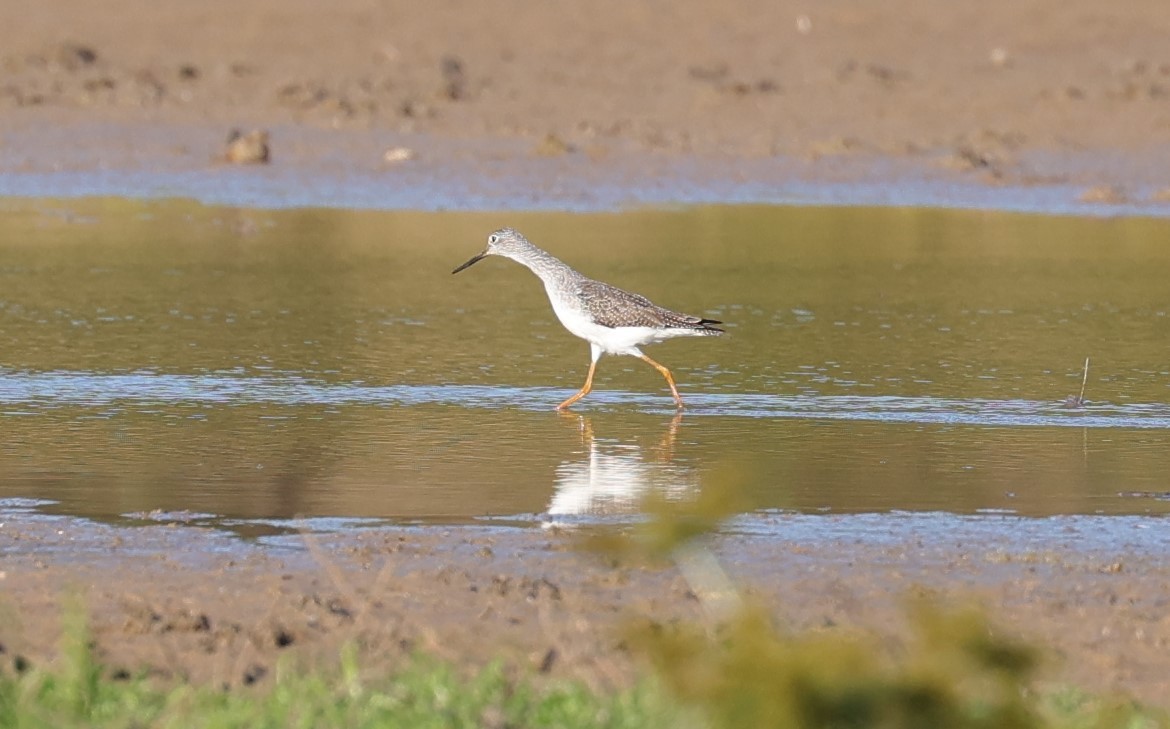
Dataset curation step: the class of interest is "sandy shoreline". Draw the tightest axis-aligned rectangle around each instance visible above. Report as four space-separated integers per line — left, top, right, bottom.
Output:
3 114 1169 215
1 0 1169 212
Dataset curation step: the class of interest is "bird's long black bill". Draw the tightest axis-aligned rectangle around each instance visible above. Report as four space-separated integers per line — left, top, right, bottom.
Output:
451 252 487 274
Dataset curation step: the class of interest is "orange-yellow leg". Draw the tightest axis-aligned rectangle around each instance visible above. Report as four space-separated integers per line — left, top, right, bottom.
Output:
639 354 684 408
557 360 597 410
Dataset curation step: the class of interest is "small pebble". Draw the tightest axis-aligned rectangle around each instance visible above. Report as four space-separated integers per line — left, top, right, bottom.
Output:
55 42 98 71
534 133 573 156
1078 185 1126 204
223 129 270 164
383 146 416 163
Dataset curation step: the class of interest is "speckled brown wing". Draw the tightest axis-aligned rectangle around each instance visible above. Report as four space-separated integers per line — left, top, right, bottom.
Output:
575 279 724 332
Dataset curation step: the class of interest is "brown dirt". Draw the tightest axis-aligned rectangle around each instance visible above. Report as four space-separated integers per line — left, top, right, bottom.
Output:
2 515 1170 707
1 0 1169 202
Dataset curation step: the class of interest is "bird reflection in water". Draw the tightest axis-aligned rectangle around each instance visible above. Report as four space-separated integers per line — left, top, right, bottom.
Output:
545 412 698 524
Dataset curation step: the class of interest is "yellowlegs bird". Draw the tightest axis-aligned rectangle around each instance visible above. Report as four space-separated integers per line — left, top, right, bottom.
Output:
452 228 724 409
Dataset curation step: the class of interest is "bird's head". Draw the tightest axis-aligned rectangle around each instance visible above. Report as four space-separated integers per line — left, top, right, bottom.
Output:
452 228 533 274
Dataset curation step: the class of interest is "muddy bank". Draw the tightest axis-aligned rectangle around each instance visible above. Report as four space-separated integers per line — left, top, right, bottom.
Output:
2 510 1169 706
0 0 1169 210
5 116 1170 214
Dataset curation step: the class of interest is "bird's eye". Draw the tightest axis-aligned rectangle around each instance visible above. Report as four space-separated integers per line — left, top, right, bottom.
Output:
488 234 499 244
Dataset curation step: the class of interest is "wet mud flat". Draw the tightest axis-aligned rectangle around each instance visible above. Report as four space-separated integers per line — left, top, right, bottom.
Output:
2 0 1170 212
2 509 1169 706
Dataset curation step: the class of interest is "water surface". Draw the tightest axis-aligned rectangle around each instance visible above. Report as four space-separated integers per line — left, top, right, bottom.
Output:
1 199 1168 522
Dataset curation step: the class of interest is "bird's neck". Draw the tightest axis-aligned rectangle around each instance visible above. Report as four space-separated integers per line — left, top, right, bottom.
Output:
512 247 573 285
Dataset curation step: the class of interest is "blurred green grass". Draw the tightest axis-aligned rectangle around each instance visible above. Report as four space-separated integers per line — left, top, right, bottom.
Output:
0 619 680 729
2 600 1164 728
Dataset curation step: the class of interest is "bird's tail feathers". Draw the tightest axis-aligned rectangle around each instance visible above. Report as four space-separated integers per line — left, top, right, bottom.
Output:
695 318 725 335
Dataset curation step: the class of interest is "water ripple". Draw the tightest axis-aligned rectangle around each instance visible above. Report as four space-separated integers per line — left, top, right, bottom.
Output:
1 371 1168 429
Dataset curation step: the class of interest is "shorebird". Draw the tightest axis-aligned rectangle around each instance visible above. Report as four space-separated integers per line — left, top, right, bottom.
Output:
452 228 724 409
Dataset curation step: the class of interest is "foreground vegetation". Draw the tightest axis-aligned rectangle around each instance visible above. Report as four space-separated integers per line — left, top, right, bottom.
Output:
2 596 1165 729
4 494 1166 728
4 582 1165 729
0 636 677 729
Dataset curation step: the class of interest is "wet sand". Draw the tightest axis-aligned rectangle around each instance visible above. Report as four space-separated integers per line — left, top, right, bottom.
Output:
2 0 1170 709
1 0 1169 209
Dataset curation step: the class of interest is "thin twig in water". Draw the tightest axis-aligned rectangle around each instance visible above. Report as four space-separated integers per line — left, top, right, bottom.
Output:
1065 357 1089 408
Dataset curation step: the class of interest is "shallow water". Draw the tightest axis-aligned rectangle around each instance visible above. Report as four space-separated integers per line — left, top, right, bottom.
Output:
1 198 1169 522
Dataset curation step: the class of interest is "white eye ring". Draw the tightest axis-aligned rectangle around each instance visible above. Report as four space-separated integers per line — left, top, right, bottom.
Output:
488 234 499 244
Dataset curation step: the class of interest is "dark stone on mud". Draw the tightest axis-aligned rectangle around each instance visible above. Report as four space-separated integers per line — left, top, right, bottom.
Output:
399 98 435 119
56 43 99 71
274 627 295 648
326 597 353 619
537 647 557 674
440 54 466 100
242 663 268 685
